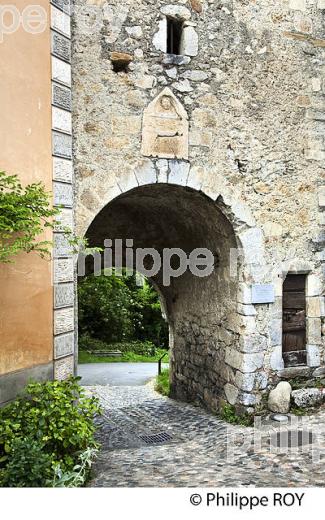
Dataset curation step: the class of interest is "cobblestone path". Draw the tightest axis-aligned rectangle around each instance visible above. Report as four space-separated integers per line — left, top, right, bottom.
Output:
86 385 325 487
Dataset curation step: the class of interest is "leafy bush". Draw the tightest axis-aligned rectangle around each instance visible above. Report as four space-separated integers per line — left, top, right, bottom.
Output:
79 334 110 352
115 340 155 357
78 272 169 349
79 334 157 356
52 447 98 488
0 437 53 488
78 274 135 344
155 369 170 397
0 171 59 263
79 348 169 364
0 377 101 487
0 171 92 263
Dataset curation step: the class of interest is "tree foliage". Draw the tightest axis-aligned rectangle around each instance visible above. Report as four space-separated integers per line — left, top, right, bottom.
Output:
0 171 59 263
78 271 169 348
130 279 169 347
78 274 135 344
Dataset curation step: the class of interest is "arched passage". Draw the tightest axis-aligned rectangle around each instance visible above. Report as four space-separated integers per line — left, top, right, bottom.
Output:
80 182 252 411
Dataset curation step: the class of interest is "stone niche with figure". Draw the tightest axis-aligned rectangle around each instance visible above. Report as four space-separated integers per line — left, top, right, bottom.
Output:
141 87 188 160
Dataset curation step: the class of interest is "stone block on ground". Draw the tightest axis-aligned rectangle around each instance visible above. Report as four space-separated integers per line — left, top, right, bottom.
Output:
268 382 292 413
291 388 323 408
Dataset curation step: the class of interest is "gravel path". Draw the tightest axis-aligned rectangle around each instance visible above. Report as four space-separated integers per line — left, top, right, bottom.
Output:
86 384 325 487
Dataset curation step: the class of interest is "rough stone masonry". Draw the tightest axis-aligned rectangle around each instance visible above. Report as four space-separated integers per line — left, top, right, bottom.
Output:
71 0 325 412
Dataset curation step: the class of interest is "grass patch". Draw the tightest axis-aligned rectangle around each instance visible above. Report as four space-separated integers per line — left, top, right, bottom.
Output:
289 377 324 390
155 369 170 397
290 407 311 416
79 350 169 364
220 403 254 427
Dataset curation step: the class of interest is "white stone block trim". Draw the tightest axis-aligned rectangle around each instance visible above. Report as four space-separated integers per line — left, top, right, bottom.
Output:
307 344 321 368
51 0 75 375
51 5 71 38
54 355 74 380
52 57 71 87
54 208 74 232
52 107 72 134
53 157 73 183
53 258 74 284
54 308 74 336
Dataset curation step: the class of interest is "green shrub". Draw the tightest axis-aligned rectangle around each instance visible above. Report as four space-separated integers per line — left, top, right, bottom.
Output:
78 274 135 344
0 171 96 264
79 334 109 352
79 334 157 356
78 272 169 349
0 377 101 487
113 340 156 356
51 447 98 488
155 369 170 397
79 348 169 364
0 437 53 488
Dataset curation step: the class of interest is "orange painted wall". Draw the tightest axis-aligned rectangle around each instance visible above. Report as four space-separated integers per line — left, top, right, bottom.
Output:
0 0 53 375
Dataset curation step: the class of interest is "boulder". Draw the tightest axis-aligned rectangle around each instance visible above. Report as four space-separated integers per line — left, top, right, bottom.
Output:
268 382 292 413
291 388 323 408
313 367 325 378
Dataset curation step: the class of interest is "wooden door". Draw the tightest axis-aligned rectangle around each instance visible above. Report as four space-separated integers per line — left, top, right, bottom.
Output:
282 274 307 367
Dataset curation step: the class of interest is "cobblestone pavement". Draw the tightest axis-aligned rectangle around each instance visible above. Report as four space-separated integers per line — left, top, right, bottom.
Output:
86 384 325 487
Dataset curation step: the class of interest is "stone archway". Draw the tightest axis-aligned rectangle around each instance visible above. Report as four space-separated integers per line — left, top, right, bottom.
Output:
77 171 269 412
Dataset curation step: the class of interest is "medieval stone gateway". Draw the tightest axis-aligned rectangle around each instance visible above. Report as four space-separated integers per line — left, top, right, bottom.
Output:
81 180 266 410
1 0 325 412
72 0 325 411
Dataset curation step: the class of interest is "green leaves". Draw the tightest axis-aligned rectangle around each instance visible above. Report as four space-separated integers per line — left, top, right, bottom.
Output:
78 271 169 348
0 377 102 487
51 448 98 488
155 369 170 397
220 403 254 427
78 272 136 344
0 437 54 487
0 171 59 263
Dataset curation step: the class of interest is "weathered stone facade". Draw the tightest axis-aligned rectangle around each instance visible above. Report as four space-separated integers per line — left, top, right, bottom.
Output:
71 0 325 412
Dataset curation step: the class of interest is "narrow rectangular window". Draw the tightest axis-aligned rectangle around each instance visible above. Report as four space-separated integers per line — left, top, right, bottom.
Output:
282 274 307 367
167 17 183 55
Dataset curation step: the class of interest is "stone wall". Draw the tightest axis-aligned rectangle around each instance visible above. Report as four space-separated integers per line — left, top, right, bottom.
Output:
72 0 325 411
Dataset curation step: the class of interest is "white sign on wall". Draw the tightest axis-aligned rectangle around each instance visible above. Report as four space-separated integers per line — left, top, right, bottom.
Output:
251 284 275 304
